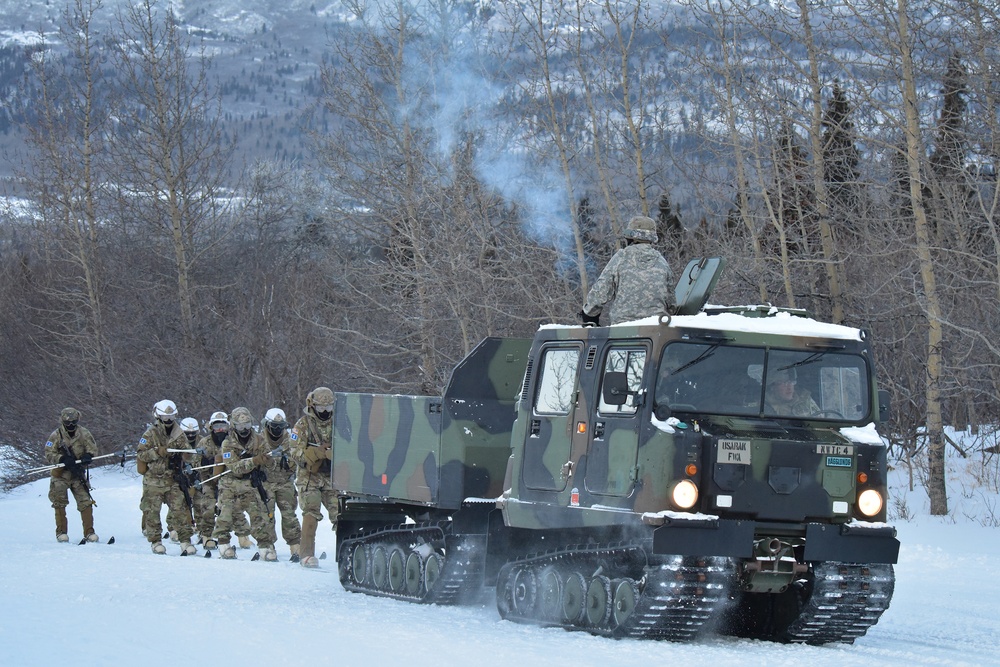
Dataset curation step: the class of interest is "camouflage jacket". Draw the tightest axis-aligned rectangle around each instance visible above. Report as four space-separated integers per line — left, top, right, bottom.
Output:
261 430 296 486
136 423 188 480
290 412 332 480
194 433 223 481
765 390 821 418
220 430 271 491
583 243 674 325
44 425 98 478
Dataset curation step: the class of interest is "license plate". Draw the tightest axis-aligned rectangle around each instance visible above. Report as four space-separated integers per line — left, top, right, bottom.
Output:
718 439 751 465
816 444 854 456
826 456 852 468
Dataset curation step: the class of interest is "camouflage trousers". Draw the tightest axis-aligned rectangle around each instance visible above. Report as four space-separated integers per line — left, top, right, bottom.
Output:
264 480 301 546
213 481 275 548
296 472 338 526
140 476 193 543
48 475 94 511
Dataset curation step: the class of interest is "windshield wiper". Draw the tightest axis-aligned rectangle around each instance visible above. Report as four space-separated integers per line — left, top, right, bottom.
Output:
670 343 720 377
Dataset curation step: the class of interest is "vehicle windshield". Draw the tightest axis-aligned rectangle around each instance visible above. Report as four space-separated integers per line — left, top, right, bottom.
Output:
655 342 871 422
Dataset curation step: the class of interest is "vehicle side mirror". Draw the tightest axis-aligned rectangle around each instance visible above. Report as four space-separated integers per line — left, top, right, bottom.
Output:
877 389 891 424
602 371 629 406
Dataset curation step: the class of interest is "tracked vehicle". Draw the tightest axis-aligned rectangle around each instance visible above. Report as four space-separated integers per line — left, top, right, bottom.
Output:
331 258 898 643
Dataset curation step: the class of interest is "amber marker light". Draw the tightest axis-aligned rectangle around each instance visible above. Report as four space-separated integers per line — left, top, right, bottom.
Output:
857 472 869 484
685 463 698 476
577 422 587 434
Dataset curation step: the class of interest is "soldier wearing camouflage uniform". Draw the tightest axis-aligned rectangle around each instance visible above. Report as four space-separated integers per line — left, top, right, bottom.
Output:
136 400 198 555
261 408 302 562
289 387 338 568
44 407 100 543
213 407 279 561
582 215 674 325
191 411 234 550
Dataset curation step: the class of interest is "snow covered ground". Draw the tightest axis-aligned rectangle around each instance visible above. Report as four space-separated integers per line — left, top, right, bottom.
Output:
1 458 998 667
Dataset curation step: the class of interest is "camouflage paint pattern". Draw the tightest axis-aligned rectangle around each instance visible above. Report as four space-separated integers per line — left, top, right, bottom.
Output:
332 337 531 509
497 307 891 550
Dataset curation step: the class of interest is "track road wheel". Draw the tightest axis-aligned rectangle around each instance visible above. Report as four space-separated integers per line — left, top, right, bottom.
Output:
611 578 640 629
350 543 368 585
512 567 538 616
387 548 406 592
424 552 445 593
586 575 612 627
537 567 563 622
404 550 423 596
562 571 587 625
370 545 388 590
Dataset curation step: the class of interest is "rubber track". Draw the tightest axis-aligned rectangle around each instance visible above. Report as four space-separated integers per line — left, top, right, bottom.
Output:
496 543 734 640
783 562 895 644
338 522 485 605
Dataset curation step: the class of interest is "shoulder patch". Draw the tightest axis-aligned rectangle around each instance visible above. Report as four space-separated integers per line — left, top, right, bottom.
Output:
139 437 147 445
45 441 53 448
223 451 232 459
290 432 298 441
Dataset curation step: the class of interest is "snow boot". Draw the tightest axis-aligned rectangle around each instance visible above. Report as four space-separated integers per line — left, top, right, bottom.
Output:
238 535 253 549
80 506 98 543
55 507 69 542
300 514 318 567
203 538 218 550
151 541 167 555
169 529 180 543
220 542 237 559
261 546 278 562
180 541 197 556
289 543 300 563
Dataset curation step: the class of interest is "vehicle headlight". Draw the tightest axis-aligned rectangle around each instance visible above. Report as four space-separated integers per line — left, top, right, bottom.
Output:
857 489 883 517
671 479 699 510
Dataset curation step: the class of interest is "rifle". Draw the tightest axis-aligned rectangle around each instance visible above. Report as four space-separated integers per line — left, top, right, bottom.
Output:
168 453 195 517
60 444 96 507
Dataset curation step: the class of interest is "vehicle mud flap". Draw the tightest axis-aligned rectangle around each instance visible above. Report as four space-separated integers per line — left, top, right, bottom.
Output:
652 517 754 558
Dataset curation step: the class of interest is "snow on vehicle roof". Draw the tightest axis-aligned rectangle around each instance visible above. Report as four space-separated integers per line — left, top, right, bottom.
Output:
543 305 863 341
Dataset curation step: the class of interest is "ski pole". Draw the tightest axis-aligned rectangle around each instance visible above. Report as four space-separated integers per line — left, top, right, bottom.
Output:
200 469 231 484
167 448 201 454
26 451 123 474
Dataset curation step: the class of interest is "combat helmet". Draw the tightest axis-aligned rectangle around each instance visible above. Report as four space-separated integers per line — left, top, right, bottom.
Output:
230 407 255 439
60 407 81 434
179 417 200 445
263 408 288 440
153 400 178 427
622 215 658 243
307 386 334 422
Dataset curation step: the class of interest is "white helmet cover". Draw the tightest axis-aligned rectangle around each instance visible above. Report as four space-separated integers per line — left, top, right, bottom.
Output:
179 417 200 433
264 408 286 423
153 400 178 419
208 411 229 425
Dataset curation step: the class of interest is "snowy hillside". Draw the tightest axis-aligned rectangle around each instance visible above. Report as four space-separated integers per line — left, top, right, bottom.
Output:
1 454 998 667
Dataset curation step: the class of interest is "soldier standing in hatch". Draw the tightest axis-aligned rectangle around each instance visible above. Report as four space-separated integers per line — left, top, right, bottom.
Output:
581 215 674 326
289 387 338 568
44 407 100 543
261 408 302 562
136 400 198 556
213 407 279 561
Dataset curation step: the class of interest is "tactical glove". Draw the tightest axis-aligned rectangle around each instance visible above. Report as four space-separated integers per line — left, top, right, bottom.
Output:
580 309 600 327
156 445 168 458
80 453 93 465
252 453 268 466
59 453 76 467
303 447 325 464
